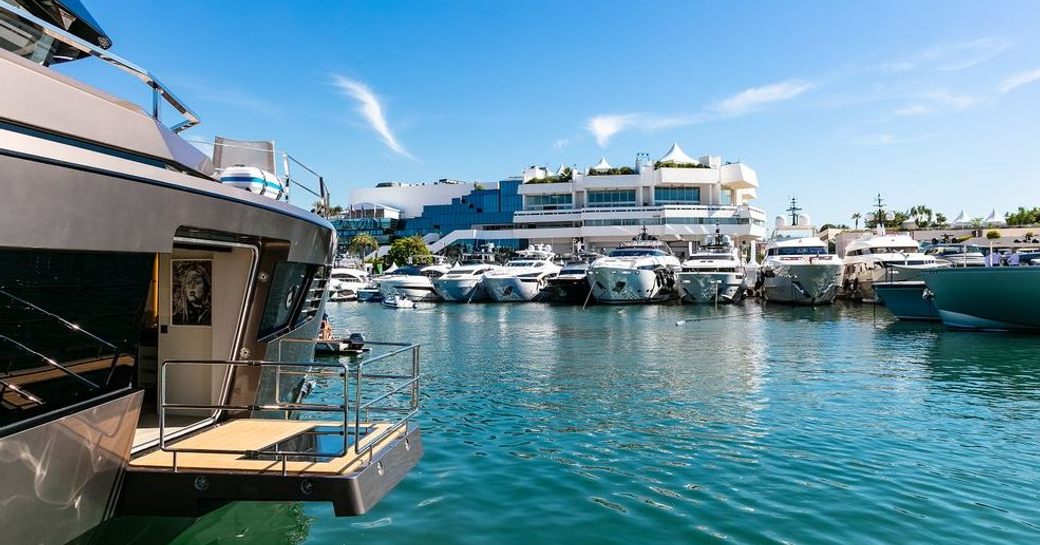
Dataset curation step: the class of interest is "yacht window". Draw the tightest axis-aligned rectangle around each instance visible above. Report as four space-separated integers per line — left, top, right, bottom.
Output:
608 249 666 257
0 10 61 64
774 247 826 256
258 262 312 340
0 249 152 434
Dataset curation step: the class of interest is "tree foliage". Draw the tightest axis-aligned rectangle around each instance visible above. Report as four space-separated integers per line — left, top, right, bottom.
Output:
1005 207 1040 226
385 235 431 266
349 233 378 257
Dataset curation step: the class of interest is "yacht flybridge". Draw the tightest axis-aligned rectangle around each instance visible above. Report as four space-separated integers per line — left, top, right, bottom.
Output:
676 232 747 304
588 231 681 304
0 4 420 544
482 244 561 302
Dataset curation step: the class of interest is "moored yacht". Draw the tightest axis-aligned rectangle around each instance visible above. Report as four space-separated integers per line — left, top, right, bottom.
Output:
587 233 681 304
759 237 843 305
922 242 986 267
432 249 500 302
483 244 561 302
677 232 747 304
328 267 369 301
541 252 602 303
923 267 1040 330
841 228 938 302
0 4 421 543
377 256 451 301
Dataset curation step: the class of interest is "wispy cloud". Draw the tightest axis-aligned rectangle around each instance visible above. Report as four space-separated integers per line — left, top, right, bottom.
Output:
713 80 814 116
882 37 1012 73
998 68 1040 93
332 75 414 159
175 77 280 116
850 131 935 146
893 90 977 116
585 79 811 147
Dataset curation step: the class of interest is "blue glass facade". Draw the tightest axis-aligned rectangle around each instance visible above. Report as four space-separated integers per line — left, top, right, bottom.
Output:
587 189 637 207
397 179 523 237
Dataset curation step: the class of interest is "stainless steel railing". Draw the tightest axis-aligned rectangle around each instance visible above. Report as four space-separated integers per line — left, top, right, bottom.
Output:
158 341 419 473
0 3 200 133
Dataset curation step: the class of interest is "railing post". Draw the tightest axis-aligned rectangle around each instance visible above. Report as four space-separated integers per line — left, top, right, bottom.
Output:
411 346 420 410
354 362 363 454
151 84 160 120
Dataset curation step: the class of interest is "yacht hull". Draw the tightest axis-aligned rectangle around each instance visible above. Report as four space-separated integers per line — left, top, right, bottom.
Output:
542 276 591 303
433 277 489 302
762 263 842 305
873 281 939 321
588 268 674 304
0 391 143 545
923 267 1040 330
378 278 441 302
677 272 745 304
483 276 545 302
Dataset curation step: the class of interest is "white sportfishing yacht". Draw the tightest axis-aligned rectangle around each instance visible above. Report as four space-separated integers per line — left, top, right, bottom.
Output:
482 244 561 302
587 232 681 304
0 3 421 543
432 249 500 302
328 267 369 301
841 227 938 302
676 232 747 304
377 256 451 301
757 203 843 305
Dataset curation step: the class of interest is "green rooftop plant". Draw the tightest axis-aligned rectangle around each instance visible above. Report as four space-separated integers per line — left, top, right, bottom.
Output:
986 230 1001 239
653 160 708 169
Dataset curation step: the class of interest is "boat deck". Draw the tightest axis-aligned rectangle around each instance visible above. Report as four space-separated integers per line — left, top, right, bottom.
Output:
130 418 399 475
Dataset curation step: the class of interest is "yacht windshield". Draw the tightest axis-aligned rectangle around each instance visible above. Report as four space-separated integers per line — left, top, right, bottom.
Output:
609 249 666 257
506 261 539 267
771 247 826 256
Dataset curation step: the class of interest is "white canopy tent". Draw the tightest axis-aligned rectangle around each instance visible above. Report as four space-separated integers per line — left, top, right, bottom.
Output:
657 142 699 165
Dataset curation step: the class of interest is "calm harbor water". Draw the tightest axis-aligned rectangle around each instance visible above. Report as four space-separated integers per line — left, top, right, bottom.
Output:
169 302 1040 545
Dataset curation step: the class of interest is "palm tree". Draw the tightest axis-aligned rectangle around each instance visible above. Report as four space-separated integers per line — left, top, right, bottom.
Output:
349 233 379 258
970 217 984 238
934 212 948 227
851 212 862 230
908 205 933 229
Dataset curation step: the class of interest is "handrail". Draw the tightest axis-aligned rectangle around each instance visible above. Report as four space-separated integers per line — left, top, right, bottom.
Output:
158 340 420 473
1 3 200 133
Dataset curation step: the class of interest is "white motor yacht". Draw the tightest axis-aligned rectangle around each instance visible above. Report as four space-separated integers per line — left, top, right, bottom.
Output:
676 233 747 304
587 235 681 304
377 257 451 301
328 267 369 301
483 244 561 302
432 250 500 302
759 238 843 305
922 243 986 267
841 227 938 302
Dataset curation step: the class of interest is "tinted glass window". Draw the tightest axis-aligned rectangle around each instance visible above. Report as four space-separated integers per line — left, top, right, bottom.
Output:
1 250 152 431
258 262 311 339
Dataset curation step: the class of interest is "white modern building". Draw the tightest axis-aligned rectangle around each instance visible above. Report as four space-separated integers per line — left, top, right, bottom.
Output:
346 143 768 256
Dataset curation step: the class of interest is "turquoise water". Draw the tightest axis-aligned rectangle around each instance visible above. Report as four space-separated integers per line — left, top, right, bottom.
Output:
171 302 1040 545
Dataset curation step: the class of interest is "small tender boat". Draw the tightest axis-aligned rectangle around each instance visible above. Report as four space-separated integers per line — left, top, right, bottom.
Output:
873 281 939 321
315 332 370 355
381 294 416 309
357 286 383 302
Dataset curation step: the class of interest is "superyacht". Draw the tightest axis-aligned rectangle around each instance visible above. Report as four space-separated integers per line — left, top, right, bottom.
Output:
0 3 421 544
757 202 843 305
432 247 500 302
676 231 747 304
587 230 681 304
482 244 561 302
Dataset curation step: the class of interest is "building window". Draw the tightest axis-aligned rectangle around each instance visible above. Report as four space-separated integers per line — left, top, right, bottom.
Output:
587 190 637 207
654 186 700 204
525 194 573 210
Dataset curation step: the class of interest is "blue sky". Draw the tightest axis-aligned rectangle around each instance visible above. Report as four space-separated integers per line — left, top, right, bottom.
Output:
59 0 1040 225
